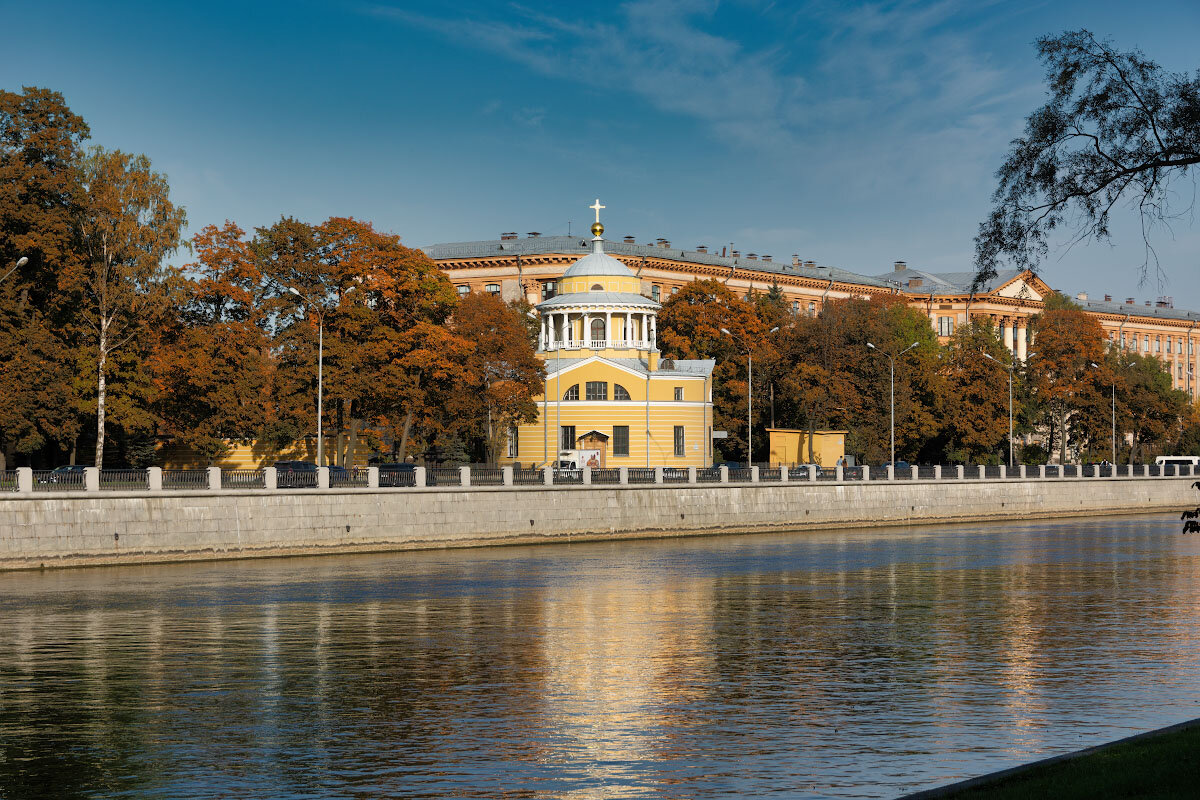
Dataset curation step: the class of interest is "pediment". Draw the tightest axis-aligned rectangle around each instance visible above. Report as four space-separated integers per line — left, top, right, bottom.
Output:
994 272 1050 301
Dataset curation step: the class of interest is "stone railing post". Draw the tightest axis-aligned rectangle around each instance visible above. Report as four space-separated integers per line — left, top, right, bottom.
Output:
750 466 760 483
263 466 277 490
317 467 330 489
367 466 379 489
654 467 664 484
582 466 592 485
977 465 985 480
862 466 870 482
17 467 32 493
886 465 894 481
999 465 1006 480
956 465 965 479
620 466 629 485
1141 464 1149 477
1038 465 1046 479
460 466 471 487
835 465 844 481
719 465 729 484
934 465 942 480
1075 464 1084 480
688 466 697 484
206 467 220 491
809 466 817 483
542 466 553 486
147 466 163 491
415 466 427 487
1019 465 1027 479
502 466 513 487
84 466 100 492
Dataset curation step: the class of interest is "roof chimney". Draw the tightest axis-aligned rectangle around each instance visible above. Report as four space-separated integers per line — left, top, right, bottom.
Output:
623 235 636 244
746 253 758 261
731 250 740 258
762 254 772 262
1104 294 1112 302
792 254 801 266
695 245 707 253
909 278 923 288
1126 297 1135 305
526 231 541 238
894 261 907 272
1076 292 1088 302
1145 300 1151 306
804 260 816 269
500 232 518 240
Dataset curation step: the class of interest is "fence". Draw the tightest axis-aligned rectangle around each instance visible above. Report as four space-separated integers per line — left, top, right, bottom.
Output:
0 463 1193 495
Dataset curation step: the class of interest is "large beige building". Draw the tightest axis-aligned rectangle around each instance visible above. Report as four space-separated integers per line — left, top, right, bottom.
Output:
425 234 1200 396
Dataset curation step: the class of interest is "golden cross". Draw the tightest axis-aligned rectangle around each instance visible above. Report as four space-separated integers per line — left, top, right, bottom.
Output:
589 198 605 224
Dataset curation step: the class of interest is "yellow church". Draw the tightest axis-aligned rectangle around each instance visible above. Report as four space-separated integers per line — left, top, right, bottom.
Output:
502 201 715 468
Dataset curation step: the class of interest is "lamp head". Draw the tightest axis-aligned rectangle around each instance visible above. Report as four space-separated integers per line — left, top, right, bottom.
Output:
287 286 301 297
768 326 780 334
866 342 876 350
720 327 732 336
15 256 28 268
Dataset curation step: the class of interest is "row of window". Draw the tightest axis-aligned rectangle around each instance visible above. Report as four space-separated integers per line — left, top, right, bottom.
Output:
554 425 685 457
1115 332 1194 355
559 383 686 401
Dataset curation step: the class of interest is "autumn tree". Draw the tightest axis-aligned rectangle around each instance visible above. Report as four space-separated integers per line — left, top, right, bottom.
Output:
449 292 544 463
939 320 1013 464
67 148 186 467
257 217 462 466
0 87 89 469
658 279 767 462
1114 352 1187 464
976 30 1200 284
150 222 274 463
1025 293 1108 463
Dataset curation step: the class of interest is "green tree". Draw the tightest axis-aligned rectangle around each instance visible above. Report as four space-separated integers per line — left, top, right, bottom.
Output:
940 320 1012 463
67 148 185 467
976 30 1200 284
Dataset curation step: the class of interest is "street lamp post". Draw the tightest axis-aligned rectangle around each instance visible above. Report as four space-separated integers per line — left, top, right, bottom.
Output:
1090 360 1120 466
867 341 918 467
721 326 778 465
288 287 326 466
983 350 1035 469
0 256 29 285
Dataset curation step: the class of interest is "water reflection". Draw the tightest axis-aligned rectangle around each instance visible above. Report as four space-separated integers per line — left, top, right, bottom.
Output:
1 515 1198 798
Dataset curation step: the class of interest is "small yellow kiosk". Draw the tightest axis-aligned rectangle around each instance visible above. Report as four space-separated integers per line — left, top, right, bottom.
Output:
767 429 848 468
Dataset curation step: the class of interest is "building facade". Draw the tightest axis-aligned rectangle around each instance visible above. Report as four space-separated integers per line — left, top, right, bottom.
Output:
502 208 715 468
426 233 1200 397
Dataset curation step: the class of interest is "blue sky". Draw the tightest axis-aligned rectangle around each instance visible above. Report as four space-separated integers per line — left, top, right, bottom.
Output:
7 0 1200 302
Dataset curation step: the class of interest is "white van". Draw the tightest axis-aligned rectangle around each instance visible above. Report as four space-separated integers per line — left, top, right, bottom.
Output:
1155 456 1200 467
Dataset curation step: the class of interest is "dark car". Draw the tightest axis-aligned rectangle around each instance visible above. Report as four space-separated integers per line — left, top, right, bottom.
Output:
38 465 86 486
273 460 318 488
378 463 418 487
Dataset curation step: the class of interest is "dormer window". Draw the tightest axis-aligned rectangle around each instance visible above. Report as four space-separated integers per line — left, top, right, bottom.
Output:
591 283 604 291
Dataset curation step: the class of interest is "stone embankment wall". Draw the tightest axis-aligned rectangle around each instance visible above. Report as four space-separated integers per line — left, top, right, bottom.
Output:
1 476 1195 570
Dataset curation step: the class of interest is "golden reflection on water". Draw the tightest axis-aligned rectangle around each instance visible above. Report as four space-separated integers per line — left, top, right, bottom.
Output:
0 516 1199 799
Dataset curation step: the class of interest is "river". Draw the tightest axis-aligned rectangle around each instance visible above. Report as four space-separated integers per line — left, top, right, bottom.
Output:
1 513 1198 799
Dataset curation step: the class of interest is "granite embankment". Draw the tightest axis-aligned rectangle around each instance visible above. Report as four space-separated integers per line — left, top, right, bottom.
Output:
1 475 1195 570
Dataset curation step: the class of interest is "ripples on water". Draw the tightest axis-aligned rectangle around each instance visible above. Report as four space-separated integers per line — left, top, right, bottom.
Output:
1 515 1198 799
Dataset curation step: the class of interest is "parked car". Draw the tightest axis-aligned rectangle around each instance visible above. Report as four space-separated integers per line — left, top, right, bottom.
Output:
378 463 417 487
553 460 583 481
881 461 911 472
38 465 86 485
273 460 318 488
788 464 822 479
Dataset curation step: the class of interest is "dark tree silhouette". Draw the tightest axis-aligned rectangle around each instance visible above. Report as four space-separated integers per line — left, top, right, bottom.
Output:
975 30 1200 287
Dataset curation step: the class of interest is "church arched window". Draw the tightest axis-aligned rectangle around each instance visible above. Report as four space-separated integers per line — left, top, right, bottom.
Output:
563 384 579 401
591 283 604 291
614 384 631 401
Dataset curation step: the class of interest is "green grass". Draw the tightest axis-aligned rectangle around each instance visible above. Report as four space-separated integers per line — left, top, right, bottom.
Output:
930 721 1200 799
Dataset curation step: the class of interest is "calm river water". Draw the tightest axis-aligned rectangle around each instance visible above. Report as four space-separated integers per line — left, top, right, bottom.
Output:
2 514 1199 799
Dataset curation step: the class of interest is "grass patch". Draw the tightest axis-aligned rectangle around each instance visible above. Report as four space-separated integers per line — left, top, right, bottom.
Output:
929 721 1200 799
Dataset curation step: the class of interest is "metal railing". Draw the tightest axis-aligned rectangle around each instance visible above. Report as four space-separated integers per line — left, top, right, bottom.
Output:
3 462 1195 497
32 469 84 491
163 469 208 490
222 469 265 490
100 469 148 491
627 467 656 484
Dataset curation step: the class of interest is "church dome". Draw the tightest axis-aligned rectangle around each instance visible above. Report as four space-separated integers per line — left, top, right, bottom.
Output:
560 247 635 279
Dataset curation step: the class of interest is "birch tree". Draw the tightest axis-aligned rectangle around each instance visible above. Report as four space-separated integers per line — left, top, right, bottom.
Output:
70 148 184 467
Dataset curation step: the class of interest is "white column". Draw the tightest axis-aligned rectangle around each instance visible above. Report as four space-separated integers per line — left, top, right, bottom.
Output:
650 316 657 347
606 311 612 346
583 313 591 345
1003 317 1014 352
1016 320 1028 361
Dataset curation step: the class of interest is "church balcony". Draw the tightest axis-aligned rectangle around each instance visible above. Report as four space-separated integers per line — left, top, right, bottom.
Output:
542 340 653 353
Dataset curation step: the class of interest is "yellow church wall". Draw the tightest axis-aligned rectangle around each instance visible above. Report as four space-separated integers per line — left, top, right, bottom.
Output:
559 273 642 294
540 360 709 403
